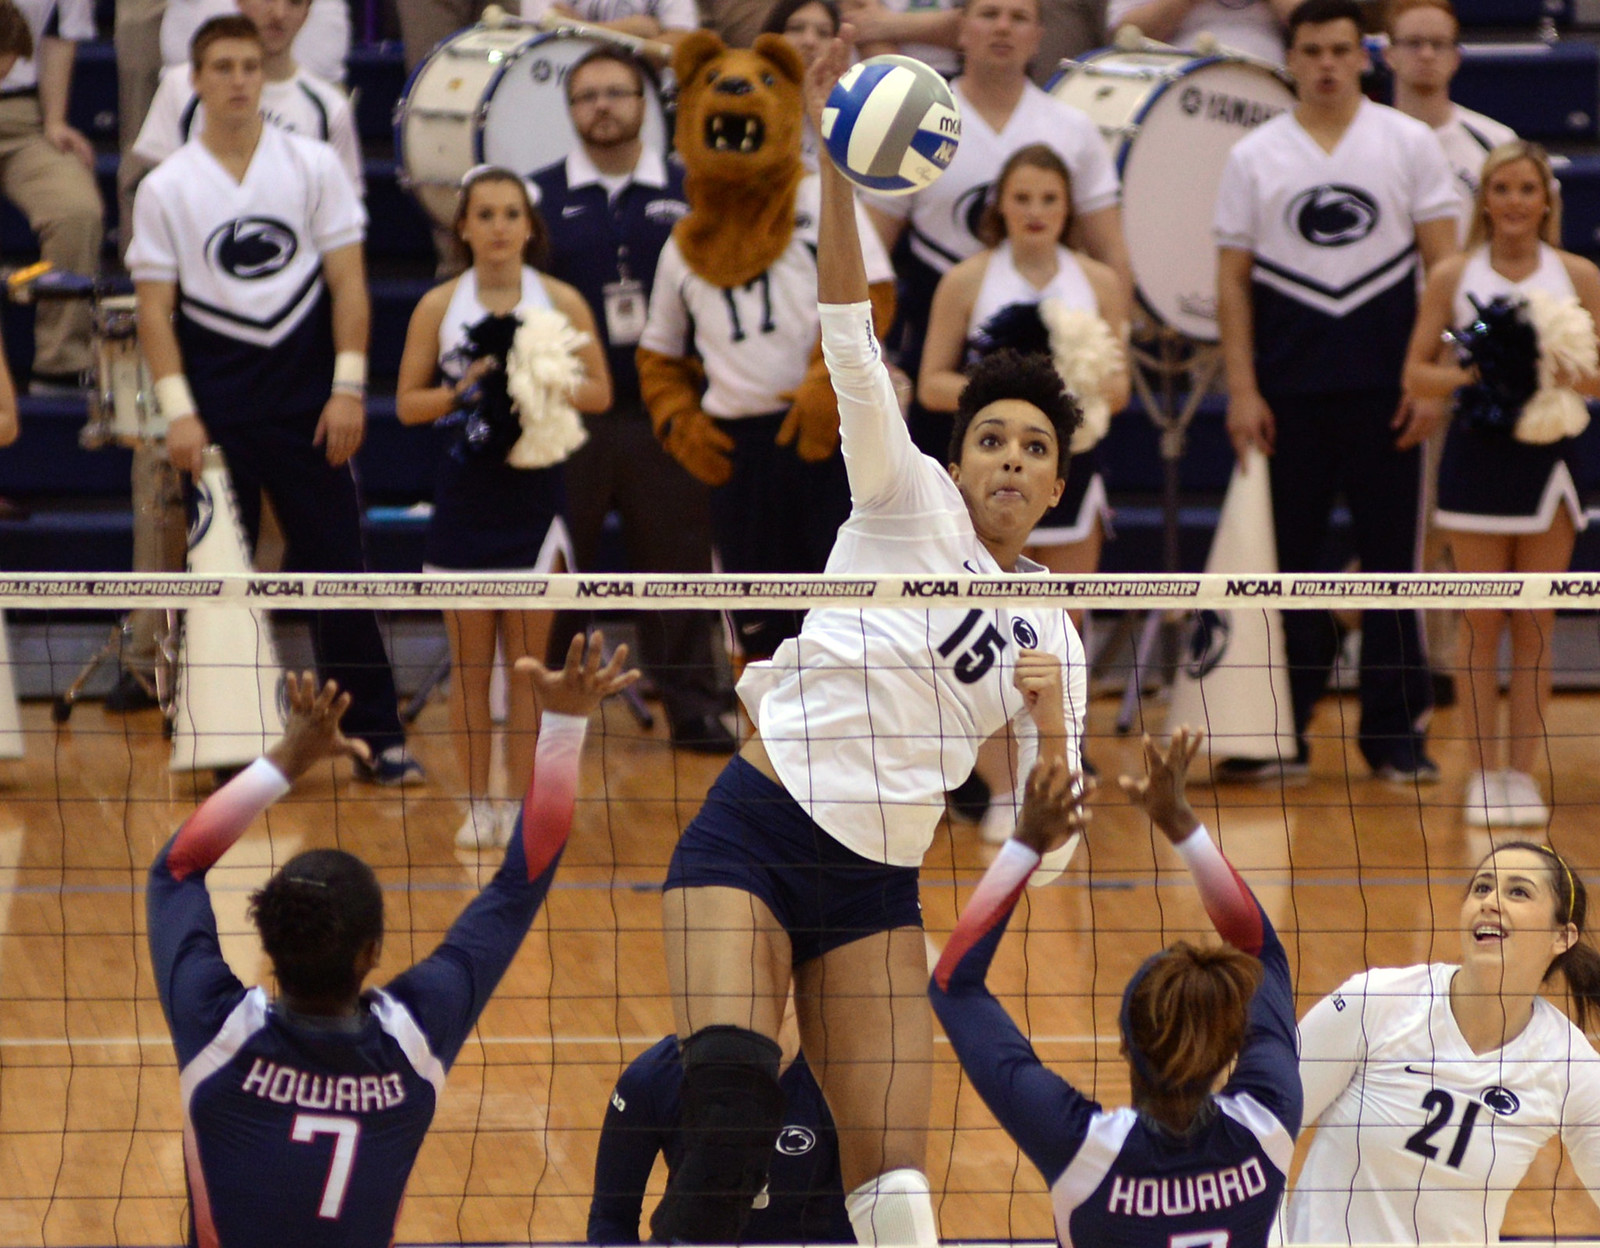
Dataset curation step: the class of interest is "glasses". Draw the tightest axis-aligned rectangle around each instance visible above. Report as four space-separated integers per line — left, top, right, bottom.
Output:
570 87 644 107
1391 36 1456 52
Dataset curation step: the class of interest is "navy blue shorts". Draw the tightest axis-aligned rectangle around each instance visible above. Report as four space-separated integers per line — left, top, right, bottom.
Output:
664 757 923 966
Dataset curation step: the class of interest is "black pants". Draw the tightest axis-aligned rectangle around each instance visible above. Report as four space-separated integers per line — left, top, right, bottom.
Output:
709 412 851 660
206 417 405 754
1267 388 1433 768
549 406 726 725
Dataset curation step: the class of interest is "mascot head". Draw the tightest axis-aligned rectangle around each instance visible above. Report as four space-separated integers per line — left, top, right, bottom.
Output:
672 31 805 185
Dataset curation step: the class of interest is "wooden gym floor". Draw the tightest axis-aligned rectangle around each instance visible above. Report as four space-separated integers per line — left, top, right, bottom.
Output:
1 680 1599 1246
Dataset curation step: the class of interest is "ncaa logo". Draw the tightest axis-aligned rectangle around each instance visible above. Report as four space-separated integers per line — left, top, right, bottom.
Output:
776 1126 817 1155
188 479 214 549
1011 617 1038 649
1288 185 1380 247
1482 1086 1521 1115
206 217 298 279
1185 610 1231 678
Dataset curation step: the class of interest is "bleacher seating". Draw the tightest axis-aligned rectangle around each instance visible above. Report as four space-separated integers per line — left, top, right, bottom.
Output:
1453 40 1600 140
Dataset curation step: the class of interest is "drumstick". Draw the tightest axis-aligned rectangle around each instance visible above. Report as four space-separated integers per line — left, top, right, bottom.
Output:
480 4 673 63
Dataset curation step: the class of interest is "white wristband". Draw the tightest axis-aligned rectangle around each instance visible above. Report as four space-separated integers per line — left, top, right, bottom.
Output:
334 351 367 390
155 373 197 422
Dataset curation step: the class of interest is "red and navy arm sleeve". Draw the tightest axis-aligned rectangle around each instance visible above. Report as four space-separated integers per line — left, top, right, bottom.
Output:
147 758 290 1066
1180 828 1301 1137
384 712 587 1068
929 841 1099 1185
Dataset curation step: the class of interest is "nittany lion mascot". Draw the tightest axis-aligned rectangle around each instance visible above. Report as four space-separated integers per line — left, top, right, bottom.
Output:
636 30 895 659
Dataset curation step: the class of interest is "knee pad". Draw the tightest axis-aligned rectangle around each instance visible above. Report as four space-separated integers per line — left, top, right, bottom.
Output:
649 1025 785 1244
846 1168 939 1247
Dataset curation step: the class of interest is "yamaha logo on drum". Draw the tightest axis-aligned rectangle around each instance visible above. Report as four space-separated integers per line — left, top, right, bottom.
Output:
1179 87 1284 129
206 217 298 279
1288 185 1380 247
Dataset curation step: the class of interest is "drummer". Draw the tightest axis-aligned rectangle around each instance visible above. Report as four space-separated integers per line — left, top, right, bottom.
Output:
862 0 1130 463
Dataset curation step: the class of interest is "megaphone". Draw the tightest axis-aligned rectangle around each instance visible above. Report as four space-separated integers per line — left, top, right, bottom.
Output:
0 611 22 759
1167 448 1297 777
170 446 286 771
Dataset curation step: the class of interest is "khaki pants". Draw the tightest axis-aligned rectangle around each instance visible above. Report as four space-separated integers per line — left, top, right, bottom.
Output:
123 440 186 671
0 95 102 376
116 0 165 262
397 0 518 70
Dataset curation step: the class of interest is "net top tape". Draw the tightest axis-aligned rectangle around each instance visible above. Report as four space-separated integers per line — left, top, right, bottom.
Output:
0 571 1588 609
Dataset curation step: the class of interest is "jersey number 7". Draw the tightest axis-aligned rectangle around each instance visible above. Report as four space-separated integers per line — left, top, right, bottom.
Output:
292 1113 361 1218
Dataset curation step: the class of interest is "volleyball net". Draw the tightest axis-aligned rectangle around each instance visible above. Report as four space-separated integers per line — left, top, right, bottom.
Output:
0 571 1597 1245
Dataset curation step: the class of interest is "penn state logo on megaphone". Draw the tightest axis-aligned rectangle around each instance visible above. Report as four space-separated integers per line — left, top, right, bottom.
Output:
188 477 214 549
1185 609 1232 679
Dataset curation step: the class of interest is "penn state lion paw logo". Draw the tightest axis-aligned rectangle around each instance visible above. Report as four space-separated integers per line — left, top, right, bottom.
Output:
206 217 299 279
1287 185 1379 248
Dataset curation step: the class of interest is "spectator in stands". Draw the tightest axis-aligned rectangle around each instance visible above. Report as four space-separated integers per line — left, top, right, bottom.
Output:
131 0 361 193
761 0 838 169
396 165 612 848
840 0 1106 85
531 48 735 755
1107 0 1288 64
1214 0 1458 784
162 0 347 81
1387 0 1515 242
0 0 102 391
588 1022 851 1244
698 0 769 48
522 0 700 47
116 0 166 256
865 0 1129 461
397 0 504 72
128 15 424 785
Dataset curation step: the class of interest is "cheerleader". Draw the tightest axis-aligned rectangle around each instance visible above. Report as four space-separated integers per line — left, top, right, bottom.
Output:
920 142 1130 584
1402 141 1600 827
397 166 612 849
760 0 840 171
1285 841 1600 1243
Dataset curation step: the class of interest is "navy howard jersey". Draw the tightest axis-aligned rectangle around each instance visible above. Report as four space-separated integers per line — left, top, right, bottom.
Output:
588 1037 852 1244
148 715 588 1248
930 830 1301 1248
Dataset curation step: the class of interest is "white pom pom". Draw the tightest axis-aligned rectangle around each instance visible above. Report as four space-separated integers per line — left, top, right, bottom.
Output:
1037 299 1125 453
504 308 591 469
1515 289 1596 445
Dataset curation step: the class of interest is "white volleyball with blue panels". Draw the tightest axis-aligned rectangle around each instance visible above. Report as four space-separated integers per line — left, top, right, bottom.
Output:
821 55 961 195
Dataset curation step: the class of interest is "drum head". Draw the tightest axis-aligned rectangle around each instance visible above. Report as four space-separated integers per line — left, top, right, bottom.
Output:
482 34 669 188
1117 59 1293 341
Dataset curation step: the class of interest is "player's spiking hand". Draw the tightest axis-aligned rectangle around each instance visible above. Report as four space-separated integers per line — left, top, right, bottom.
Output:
1013 754 1093 857
802 21 855 137
1119 728 1204 844
265 672 373 782
514 631 641 718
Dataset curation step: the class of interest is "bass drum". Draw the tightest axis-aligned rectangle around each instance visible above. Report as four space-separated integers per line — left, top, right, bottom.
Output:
1049 49 1294 342
397 25 671 226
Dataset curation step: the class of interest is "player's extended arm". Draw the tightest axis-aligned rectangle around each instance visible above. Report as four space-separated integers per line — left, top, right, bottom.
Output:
929 772 1096 1186
777 279 896 462
147 675 369 1063
1295 981 1368 1127
384 636 639 1067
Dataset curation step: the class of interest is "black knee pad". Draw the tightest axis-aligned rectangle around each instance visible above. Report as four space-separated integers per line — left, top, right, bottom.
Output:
649 1025 785 1244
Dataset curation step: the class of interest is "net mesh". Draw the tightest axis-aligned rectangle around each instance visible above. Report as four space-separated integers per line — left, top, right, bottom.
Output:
1 572 1598 1245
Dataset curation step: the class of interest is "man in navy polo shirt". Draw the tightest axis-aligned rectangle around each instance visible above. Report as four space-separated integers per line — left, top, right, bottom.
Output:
531 47 733 754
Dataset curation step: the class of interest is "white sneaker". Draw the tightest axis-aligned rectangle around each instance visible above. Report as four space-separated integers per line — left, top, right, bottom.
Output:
494 798 521 848
1500 771 1549 828
455 799 500 850
1463 770 1506 827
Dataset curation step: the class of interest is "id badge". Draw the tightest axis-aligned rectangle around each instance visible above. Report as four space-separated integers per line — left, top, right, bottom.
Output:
603 279 647 345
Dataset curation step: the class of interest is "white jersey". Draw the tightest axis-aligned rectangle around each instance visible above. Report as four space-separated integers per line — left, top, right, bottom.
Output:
523 0 698 28
1213 98 1457 395
1105 0 1284 65
439 266 551 382
133 64 363 194
969 240 1097 333
869 80 1120 275
639 174 894 418
1453 242 1575 327
1433 104 1518 243
0 0 93 93
1286 963 1600 1244
737 301 1087 867
161 0 349 83
127 124 365 348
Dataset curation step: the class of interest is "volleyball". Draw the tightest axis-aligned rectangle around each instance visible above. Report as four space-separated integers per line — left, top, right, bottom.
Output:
821 55 961 196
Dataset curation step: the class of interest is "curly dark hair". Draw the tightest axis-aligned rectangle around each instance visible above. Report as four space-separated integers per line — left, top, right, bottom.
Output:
948 348 1082 474
249 849 384 1003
